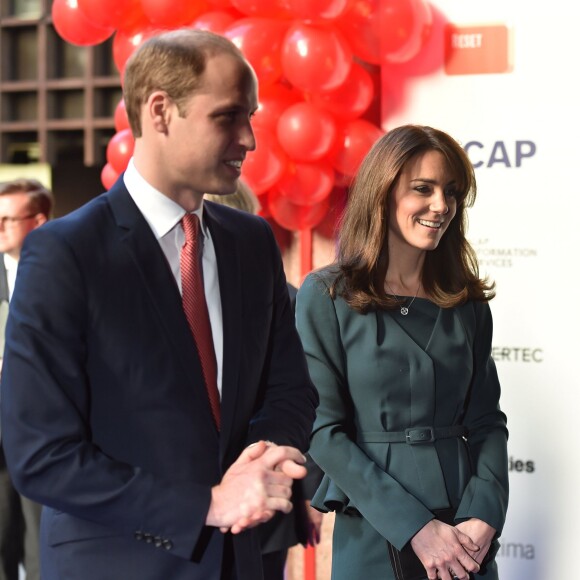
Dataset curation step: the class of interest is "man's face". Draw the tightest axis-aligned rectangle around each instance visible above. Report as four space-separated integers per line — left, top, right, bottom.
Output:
158 52 258 200
0 193 45 259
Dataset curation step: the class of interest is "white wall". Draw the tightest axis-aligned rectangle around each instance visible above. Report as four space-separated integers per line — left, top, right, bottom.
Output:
382 2 579 577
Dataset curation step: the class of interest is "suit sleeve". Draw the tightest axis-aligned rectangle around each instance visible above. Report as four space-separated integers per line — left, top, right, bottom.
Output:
296 274 435 549
301 454 324 500
455 302 509 535
243 220 318 452
0 227 211 561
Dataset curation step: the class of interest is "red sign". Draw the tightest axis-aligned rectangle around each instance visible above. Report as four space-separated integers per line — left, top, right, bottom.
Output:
444 24 512 75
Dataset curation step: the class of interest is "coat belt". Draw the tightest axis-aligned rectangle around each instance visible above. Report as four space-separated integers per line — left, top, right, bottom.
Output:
358 425 467 445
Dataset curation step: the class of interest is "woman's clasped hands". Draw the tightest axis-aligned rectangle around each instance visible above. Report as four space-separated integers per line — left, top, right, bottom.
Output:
411 517 495 580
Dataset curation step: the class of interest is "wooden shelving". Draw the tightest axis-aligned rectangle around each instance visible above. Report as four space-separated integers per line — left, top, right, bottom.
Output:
0 0 122 166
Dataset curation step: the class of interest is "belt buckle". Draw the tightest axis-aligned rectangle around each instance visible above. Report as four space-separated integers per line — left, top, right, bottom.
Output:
405 426 435 444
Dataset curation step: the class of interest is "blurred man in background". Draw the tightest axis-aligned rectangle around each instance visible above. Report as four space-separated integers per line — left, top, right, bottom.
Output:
0 178 54 580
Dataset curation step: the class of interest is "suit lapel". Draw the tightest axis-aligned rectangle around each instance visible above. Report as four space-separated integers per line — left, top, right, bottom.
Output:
106 182 219 436
204 202 243 448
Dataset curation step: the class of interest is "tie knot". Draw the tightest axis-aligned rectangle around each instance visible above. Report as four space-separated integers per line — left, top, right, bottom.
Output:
182 213 200 243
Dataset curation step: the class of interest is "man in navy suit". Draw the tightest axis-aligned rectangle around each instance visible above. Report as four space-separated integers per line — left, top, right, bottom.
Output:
0 30 317 580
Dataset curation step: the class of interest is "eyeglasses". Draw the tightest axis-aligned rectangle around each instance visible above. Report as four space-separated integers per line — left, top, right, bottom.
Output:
0 214 36 228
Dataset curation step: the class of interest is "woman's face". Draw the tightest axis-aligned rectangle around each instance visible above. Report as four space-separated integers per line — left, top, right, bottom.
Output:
387 149 458 254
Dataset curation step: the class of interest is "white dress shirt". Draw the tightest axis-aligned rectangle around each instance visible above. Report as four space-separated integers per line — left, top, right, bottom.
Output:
123 159 224 396
3 253 18 301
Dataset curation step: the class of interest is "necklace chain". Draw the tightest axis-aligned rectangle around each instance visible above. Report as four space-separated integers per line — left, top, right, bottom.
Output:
385 281 421 316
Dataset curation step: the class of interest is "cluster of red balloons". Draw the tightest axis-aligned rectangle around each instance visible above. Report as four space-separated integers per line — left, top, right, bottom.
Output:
52 0 432 232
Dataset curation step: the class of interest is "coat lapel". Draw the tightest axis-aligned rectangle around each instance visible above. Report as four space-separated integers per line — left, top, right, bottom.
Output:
203 202 243 449
106 182 219 437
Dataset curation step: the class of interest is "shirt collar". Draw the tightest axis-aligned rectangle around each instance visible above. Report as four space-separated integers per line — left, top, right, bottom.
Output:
123 158 208 239
3 253 17 272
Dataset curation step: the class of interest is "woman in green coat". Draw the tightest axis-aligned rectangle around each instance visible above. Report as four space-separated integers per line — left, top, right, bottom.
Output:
296 125 508 580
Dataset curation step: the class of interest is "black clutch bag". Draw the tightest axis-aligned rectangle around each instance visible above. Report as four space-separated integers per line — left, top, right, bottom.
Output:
386 508 456 580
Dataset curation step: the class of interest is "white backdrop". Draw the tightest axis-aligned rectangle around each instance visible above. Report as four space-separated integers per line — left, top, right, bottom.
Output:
382 1 580 577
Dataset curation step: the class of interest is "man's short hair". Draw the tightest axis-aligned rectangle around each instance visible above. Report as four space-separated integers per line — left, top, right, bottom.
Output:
123 29 248 138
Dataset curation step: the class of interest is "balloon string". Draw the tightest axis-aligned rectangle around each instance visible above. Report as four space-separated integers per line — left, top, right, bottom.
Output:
300 228 313 280
299 227 315 580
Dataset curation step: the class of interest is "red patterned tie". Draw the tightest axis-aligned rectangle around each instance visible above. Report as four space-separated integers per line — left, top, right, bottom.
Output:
180 213 220 429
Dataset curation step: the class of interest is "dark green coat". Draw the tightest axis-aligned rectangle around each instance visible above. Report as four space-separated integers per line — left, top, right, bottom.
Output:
296 270 508 579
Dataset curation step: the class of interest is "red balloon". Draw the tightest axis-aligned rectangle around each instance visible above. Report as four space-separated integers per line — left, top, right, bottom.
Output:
337 0 431 65
336 0 380 64
330 119 384 176
309 61 375 121
224 18 288 85
207 0 235 7
101 163 120 190
77 0 143 30
190 10 241 34
281 22 352 92
106 129 135 174
256 192 271 218
314 186 348 238
277 102 337 162
241 127 288 195
253 84 302 133
225 18 290 87
230 0 289 17
277 162 334 206
114 99 130 133
283 0 351 20
113 25 164 75
141 0 211 27
52 0 114 47
269 189 330 231
375 0 432 63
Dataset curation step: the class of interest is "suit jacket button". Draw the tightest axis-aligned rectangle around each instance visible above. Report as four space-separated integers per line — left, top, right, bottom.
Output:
134 531 144 541
154 536 163 548
162 539 173 551
144 533 153 543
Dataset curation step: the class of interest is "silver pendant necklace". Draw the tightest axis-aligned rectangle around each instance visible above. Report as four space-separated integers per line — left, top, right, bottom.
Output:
385 281 421 316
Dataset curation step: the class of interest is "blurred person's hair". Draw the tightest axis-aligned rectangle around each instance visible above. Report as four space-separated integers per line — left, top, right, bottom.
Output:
0 178 54 219
205 180 260 215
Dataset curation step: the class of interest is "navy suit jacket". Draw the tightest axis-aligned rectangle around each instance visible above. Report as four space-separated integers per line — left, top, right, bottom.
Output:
0 180 317 580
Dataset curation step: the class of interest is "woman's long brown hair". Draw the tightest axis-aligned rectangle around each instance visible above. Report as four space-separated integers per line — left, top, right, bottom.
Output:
330 124 495 313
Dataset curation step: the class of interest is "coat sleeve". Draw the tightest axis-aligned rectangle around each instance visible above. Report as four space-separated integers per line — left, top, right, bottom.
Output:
0 227 212 561
296 273 435 549
455 301 509 535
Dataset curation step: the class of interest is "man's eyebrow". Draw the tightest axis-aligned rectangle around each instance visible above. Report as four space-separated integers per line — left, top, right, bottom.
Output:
211 103 256 114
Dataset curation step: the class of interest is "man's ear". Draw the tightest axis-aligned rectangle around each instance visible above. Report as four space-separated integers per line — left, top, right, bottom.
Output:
33 214 47 228
147 91 172 134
